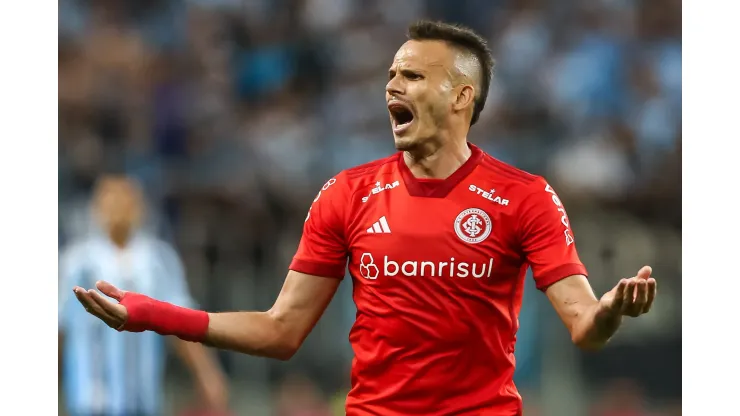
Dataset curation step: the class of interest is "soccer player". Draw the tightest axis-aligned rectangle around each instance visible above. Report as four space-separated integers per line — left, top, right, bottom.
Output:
72 21 657 415
59 176 228 415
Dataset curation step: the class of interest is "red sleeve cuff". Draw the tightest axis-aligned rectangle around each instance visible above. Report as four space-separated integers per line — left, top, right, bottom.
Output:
534 263 588 292
289 258 346 279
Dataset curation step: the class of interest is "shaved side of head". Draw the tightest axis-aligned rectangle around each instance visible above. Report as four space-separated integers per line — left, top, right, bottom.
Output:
450 49 482 96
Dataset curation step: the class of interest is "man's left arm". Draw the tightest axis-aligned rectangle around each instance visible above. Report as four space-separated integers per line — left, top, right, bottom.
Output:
544 270 655 350
518 179 657 350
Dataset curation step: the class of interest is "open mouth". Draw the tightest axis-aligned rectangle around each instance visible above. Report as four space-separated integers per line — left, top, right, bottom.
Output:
388 101 415 134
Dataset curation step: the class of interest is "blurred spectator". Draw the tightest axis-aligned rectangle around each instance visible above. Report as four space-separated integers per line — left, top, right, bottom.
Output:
58 176 229 415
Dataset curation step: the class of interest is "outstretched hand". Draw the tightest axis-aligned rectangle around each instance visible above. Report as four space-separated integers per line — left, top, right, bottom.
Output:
599 266 657 318
73 281 129 329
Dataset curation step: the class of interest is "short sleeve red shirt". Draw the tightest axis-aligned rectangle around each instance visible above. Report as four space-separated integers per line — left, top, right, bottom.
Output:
290 144 587 416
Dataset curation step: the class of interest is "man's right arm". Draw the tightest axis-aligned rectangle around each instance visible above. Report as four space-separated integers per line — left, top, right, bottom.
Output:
204 270 341 360
76 270 342 361
73 174 350 360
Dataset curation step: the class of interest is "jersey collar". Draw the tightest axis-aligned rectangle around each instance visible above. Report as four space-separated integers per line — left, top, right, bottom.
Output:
398 142 484 198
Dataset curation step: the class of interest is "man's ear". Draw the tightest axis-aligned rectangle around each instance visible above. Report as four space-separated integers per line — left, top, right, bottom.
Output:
452 84 475 112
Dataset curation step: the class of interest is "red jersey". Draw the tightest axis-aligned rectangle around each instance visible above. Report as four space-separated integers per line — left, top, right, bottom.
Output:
290 143 587 416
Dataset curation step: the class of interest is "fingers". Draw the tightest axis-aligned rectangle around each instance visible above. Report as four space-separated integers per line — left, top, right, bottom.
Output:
621 279 645 317
604 267 658 318
619 272 657 317
636 265 652 280
611 279 628 311
643 278 657 313
96 280 126 301
73 287 121 329
88 289 128 323
629 280 649 316
620 279 636 314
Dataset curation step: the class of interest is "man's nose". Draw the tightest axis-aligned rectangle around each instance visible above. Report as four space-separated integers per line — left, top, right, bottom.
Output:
386 76 403 97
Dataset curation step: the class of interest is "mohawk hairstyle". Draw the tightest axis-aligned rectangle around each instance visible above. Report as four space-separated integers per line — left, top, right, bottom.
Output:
407 20 495 126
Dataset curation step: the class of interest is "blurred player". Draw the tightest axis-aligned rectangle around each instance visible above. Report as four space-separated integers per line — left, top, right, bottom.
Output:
72 21 657 415
59 176 229 416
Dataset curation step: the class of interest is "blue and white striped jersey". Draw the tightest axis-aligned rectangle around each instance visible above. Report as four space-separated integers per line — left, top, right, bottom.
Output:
58 233 195 416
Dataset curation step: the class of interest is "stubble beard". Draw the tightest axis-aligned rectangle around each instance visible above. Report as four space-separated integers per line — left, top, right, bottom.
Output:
394 135 418 151
394 113 446 158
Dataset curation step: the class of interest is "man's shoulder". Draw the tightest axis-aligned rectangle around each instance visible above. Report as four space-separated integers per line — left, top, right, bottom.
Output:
477 152 542 188
468 151 553 213
332 153 400 195
343 153 399 180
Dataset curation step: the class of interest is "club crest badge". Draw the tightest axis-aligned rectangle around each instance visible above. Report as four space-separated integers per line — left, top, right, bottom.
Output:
454 208 492 244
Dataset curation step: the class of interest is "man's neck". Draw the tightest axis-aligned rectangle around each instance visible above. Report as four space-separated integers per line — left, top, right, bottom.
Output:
403 138 471 180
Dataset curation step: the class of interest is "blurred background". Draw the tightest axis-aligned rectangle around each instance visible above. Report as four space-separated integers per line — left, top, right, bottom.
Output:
58 0 681 415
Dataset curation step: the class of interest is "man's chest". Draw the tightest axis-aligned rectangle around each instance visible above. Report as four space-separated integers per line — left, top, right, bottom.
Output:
345 183 524 282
